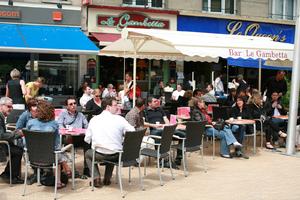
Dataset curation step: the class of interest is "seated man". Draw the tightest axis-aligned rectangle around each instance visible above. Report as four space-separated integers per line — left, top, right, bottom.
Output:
84 97 135 187
57 96 89 176
144 97 185 166
0 97 24 184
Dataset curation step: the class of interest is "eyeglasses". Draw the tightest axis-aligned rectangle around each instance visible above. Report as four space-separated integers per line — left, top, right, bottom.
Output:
68 102 77 106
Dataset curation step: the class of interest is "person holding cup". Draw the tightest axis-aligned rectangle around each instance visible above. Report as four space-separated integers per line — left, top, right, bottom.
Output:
230 96 251 158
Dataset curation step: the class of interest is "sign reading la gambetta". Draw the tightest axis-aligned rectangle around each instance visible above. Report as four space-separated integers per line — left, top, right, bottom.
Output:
97 12 170 31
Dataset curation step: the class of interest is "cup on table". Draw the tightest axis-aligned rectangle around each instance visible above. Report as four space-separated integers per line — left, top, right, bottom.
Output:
66 125 73 131
237 116 242 120
156 121 160 125
229 117 234 121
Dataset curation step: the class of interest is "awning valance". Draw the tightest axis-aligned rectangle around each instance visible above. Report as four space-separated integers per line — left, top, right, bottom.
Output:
0 23 99 55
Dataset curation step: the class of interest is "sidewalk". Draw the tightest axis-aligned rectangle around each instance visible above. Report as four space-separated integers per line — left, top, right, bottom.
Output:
1 147 300 200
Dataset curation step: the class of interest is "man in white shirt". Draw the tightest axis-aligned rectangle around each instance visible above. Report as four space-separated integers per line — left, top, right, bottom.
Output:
171 84 185 101
79 86 93 110
214 73 224 96
84 97 135 187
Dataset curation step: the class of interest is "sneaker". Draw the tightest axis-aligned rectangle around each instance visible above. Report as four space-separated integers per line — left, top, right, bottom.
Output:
279 131 287 138
27 174 37 185
220 154 232 159
233 142 243 148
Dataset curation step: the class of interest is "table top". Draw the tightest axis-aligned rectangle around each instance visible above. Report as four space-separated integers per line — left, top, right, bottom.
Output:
59 128 86 136
225 119 256 125
273 115 288 120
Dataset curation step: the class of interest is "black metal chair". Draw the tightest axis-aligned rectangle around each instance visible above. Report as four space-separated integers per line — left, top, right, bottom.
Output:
6 109 25 124
91 128 146 198
0 140 12 186
172 121 207 177
141 124 176 186
22 129 75 200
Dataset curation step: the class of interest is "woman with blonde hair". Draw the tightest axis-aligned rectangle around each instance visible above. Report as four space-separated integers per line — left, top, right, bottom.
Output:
6 68 26 109
25 77 45 103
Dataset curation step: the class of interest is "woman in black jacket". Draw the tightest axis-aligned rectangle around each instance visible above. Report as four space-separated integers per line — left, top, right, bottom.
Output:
248 93 280 149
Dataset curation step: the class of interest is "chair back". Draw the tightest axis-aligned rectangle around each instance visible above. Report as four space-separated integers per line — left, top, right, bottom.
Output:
160 124 176 155
185 121 205 148
164 92 172 104
23 129 56 165
121 129 146 163
6 109 25 124
212 106 230 121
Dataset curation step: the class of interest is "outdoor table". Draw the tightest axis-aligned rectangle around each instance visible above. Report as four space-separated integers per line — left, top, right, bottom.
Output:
273 115 288 120
225 119 257 154
59 128 86 136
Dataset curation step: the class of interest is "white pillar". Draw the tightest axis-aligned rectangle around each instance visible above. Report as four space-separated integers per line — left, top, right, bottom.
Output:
286 7 300 155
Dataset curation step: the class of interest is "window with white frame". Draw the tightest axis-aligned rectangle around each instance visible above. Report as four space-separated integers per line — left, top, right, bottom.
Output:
123 0 164 8
271 0 297 20
203 0 236 14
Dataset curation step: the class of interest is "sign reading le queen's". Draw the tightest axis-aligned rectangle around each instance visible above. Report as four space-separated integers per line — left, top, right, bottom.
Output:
97 12 170 31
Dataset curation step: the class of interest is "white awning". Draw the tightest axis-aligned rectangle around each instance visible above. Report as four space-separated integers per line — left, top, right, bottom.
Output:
99 28 294 62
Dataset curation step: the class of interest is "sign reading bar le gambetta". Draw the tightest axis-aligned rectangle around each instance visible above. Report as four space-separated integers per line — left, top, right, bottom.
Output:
97 12 170 31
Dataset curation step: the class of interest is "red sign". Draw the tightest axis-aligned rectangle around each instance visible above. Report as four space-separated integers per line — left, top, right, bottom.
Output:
97 12 170 31
52 11 63 21
0 10 21 19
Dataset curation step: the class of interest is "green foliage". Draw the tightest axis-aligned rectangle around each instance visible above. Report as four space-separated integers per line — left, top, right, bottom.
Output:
281 77 291 109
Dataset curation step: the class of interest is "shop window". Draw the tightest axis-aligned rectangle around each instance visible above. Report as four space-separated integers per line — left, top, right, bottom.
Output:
271 0 297 20
203 0 236 14
123 0 165 8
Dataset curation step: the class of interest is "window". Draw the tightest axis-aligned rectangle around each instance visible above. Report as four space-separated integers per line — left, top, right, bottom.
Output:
123 0 164 8
271 0 297 20
203 0 236 14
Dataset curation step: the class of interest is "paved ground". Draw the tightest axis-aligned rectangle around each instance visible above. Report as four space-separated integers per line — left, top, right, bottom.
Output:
1 144 300 200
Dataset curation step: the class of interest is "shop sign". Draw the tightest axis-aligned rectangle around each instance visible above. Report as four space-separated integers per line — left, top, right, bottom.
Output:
228 49 288 60
0 10 21 19
97 12 170 31
177 16 295 44
227 21 287 42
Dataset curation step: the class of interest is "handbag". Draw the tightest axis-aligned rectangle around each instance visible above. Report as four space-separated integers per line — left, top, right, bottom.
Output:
213 118 226 131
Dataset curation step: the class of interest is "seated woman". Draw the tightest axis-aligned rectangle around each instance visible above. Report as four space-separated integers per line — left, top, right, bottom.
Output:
248 93 280 149
230 96 251 157
190 98 242 158
26 100 70 189
264 91 287 139
16 98 38 132
85 89 103 120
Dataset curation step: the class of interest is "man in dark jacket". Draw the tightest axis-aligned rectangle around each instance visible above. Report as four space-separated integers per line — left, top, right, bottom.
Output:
0 97 24 184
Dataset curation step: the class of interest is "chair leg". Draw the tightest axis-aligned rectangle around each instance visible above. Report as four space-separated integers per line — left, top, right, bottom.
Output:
201 146 207 173
7 145 12 186
213 130 216 160
71 146 75 190
91 151 95 191
22 163 28 196
54 157 58 200
37 168 41 186
143 156 147 176
161 158 164 172
157 157 163 186
128 167 131 184
168 154 175 180
115 167 118 184
118 164 124 198
182 149 188 177
138 160 145 191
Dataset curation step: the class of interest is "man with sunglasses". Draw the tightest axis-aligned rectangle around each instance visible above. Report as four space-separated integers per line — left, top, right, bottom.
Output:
0 97 24 184
57 96 89 176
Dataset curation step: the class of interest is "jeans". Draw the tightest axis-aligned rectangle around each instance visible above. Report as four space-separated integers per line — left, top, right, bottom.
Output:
231 124 246 144
206 125 237 155
215 91 224 97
